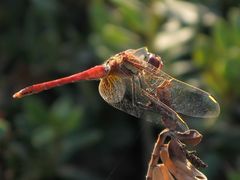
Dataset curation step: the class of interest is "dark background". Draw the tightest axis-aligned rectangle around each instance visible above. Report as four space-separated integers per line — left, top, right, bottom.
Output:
1 0 240 179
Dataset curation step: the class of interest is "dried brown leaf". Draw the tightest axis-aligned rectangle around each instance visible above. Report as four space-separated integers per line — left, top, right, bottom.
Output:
152 164 174 180
175 129 202 146
160 142 207 180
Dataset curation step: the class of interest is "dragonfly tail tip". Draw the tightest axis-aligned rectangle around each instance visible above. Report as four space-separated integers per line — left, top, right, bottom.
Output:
12 91 22 99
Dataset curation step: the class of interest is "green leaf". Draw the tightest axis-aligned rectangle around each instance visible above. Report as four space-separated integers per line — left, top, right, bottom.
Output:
0 118 9 140
32 126 55 148
50 97 83 133
23 97 49 125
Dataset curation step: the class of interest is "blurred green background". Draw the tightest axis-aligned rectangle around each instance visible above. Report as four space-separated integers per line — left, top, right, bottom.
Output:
1 0 240 179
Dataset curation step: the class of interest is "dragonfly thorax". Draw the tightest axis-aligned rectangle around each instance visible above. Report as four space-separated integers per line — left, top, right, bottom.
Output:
105 52 140 77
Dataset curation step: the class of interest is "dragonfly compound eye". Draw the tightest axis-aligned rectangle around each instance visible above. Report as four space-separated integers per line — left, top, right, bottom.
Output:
148 54 163 69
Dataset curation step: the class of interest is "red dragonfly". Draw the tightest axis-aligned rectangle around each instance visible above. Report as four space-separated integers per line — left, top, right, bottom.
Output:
13 47 220 132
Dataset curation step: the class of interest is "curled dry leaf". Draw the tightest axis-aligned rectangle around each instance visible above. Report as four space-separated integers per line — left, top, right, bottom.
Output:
166 139 207 180
148 129 208 180
175 129 203 146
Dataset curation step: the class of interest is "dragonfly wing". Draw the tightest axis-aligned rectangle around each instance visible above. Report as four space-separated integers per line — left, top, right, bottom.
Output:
159 78 220 118
106 76 189 132
99 48 219 132
129 59 220 118
126 47 149 61
137 87 189 132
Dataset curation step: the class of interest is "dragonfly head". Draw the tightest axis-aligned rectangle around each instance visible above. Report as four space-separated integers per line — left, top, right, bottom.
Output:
125 47 164 69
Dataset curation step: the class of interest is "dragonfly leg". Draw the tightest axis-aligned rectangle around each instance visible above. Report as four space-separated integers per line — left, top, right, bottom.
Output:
156 79 179 130
156 79 172 98
158 79 172 89
140 88 189 132
156 79 173 105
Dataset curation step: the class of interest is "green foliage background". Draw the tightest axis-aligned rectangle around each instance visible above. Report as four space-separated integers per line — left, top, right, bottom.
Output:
1 0 240 179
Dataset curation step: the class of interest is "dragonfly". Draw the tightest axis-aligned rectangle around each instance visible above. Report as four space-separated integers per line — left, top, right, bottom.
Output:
13 47 220 132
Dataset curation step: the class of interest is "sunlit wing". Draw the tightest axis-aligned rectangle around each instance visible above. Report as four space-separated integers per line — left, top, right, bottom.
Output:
125 48 220 118
99 47 219 131
99 75 189 132
135 80 189 132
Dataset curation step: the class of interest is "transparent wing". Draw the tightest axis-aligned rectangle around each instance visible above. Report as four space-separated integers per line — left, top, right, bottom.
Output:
99 75 189 132
126 47 149 60
124 48 220 118
157 77 220 118
99 48 219 132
